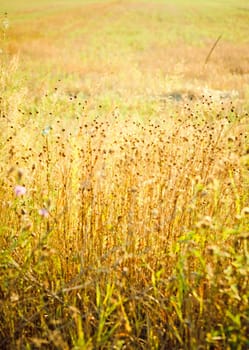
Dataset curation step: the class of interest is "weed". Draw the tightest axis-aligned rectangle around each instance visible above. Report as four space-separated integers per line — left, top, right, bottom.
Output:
0 1 249 349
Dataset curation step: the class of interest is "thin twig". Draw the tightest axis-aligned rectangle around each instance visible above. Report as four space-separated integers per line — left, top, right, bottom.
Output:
205 34 222 64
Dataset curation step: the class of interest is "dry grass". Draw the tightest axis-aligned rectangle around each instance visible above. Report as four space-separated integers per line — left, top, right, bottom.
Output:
0 1 249 349
3 0 249 101
1 85 249 349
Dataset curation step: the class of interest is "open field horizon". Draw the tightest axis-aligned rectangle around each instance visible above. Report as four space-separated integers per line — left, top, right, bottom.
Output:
0 1 249 349
2 0 249 109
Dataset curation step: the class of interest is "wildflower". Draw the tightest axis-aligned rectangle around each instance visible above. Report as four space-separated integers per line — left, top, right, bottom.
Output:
42 126 52 136
14 185 26 197
38 208 49 218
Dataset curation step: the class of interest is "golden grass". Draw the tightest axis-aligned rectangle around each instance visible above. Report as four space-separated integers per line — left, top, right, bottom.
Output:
0 85 249 348
0 1 249 348
3 0 249 101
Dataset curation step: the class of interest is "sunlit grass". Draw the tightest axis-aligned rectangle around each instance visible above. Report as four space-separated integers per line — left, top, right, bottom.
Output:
0 1 249 349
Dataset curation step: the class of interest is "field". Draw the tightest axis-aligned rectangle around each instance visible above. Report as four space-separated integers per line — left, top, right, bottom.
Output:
0 0 249 349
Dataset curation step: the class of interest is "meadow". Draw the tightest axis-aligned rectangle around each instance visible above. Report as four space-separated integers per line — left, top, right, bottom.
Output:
0 0 249 349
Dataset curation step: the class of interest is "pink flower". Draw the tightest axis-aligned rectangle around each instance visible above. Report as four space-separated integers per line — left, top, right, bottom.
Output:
14 185 26 197
38 208 49 218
